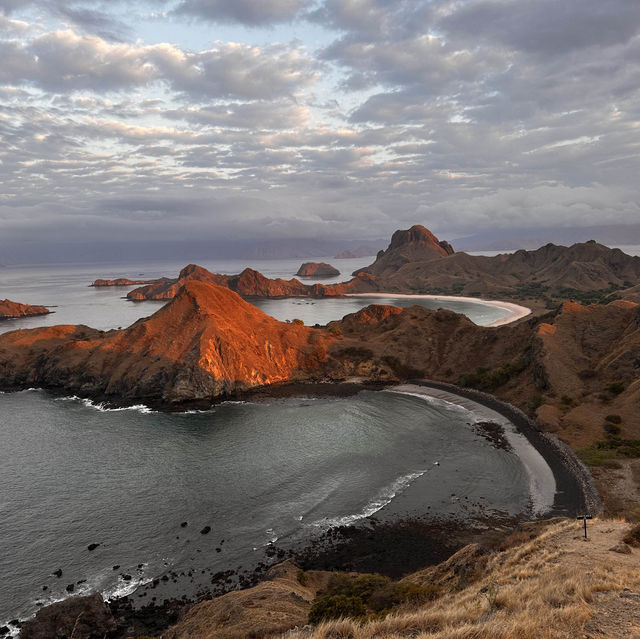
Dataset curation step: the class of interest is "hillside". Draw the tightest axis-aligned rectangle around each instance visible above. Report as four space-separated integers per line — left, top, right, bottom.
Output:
365 236 640 302
0 281 333 404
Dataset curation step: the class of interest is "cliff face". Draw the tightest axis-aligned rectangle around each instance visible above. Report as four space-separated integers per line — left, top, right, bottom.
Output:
0 299 50 319
0 281 333 403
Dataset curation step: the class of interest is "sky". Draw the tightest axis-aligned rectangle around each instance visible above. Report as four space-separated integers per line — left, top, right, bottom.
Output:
1 0 640 251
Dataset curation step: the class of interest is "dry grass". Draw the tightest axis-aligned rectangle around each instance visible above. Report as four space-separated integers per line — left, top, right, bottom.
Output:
287 519 640 639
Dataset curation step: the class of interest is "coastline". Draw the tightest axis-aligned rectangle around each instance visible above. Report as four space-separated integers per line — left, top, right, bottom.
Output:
345 292 532 326
7 379 601 638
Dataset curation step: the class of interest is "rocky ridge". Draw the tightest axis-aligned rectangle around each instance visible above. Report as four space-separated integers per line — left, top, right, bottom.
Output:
0 299 50 320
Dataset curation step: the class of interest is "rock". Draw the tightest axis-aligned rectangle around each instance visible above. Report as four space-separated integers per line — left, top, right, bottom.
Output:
296 262 340 278
19 593 115 639
52 569 62 578
200 526 211 535
65 584 74 593
121 574 132 581
609 542 633 554
180 521 188 527
87 543 100 551
0 299 50 320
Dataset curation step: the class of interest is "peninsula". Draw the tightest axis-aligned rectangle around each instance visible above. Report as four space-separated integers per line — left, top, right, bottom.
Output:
0 299 50 320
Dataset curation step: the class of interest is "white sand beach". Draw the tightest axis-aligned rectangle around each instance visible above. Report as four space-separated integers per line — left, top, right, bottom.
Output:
345 293 531 327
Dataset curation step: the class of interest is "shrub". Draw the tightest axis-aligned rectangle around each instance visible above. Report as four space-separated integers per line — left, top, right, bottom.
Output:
606 382 625 396
324 573 390 600
561 395 575 406
604 423 621 435
308 594 366 624
369 582 440 612
292 318 304 326
297 569 308 586
605 414 622 424
623 524 640 547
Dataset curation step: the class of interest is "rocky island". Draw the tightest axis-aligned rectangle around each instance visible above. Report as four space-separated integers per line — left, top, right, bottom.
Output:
91 277 168 287
0 299 50 320
295 262 340 277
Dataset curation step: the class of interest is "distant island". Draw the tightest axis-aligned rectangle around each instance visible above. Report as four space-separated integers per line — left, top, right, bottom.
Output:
295 262 340 277
0 298 50 320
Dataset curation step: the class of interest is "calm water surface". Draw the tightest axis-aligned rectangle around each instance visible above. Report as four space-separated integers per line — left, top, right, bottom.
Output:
0 257 510 333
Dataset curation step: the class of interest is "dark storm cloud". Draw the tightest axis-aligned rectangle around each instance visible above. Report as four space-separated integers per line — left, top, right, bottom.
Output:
174 0 309 25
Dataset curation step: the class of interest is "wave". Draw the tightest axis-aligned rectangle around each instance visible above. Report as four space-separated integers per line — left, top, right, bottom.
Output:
307 469 428 529
386 389 486 425
54 395 154 414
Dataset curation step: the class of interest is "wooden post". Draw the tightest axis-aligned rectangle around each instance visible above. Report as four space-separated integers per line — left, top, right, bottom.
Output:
576 514 592 539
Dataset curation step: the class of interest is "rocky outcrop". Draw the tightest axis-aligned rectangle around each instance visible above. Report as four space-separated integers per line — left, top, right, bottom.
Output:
127 265 380 301
296 262 340 277
91 277 166 287
19 593 115 639
0 281 334 404
0 299 50 320
354 225 455 278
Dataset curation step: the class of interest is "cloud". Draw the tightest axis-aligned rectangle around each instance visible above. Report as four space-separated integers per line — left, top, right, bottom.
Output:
0 29 320 99
440 0 640 56
174 0 309 25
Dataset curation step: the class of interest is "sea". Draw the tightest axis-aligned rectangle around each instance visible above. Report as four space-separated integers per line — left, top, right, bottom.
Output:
0 252 604 627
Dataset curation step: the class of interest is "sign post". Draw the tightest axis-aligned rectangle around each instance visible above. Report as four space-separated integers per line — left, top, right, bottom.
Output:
576 514 592 539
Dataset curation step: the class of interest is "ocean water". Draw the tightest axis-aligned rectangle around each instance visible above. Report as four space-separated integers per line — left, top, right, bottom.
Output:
0 256 510 333
0 259 543 626
0 388 534 624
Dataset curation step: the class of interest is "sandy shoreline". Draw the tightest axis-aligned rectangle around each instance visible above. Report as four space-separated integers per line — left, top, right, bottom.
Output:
345 293 531 326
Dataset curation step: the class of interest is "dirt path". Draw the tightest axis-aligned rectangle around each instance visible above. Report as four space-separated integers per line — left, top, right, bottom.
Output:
553 519 640 638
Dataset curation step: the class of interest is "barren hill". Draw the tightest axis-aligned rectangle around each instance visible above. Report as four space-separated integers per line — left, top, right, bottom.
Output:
0 281 332 404
0 299 50 319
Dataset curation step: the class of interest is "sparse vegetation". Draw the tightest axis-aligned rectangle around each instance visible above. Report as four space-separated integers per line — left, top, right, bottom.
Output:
308 573 441 625
458 359 527 392
622 524 640 547
380 355 424 379
302 519 640 639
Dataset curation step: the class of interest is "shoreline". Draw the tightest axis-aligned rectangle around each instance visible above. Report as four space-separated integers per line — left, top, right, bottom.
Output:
5 380 600 638
345 292 532 326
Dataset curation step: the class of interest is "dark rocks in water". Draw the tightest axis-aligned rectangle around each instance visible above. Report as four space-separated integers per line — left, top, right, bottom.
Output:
121 574 132 582
180 521 188 527
77 579 86 585
215 547 221 553
87 543 100 551
19 593 115 639
200 525 211 535
112 565 120 570
52 568 62 578
65 584 74 593
41 586 47 591
0 626 9 636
